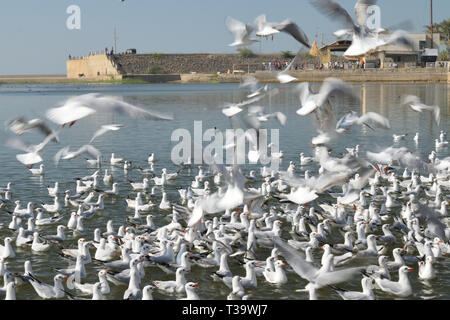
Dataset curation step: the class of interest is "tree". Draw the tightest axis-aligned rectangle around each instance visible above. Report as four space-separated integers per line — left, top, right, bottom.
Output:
237 49 255 59
424 19 450 50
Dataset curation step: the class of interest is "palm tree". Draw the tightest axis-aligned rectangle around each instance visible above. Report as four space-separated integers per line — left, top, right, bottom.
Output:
438 19 450 47
424 19 450 50
423 23 441 35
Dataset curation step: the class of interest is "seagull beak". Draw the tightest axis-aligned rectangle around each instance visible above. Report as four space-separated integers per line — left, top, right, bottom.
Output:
408 268 414 272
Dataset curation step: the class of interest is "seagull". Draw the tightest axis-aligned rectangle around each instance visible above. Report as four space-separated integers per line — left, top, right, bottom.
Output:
276 53 299 84
225 16 259 47
272 19 311 48
402 95 440 125
54 145 101 167
25 274 68 299
5 116 59 142
296 78 360 116
329 277 375 300
239 75 268 99
179 282 200 300
29 164 45 176
254 14 281 37
273 236 365 290
31 232 51 252
5 129 60 168
311 0 413 59
67 269 110 295
46 93 173 127
372 265 414 297
336 111 390 131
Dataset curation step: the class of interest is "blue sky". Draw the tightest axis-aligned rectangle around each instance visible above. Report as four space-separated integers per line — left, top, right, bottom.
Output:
0 0 448 75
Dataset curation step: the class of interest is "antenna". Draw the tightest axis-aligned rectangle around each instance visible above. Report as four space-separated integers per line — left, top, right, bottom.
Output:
430 0 433 48
114 27 117 53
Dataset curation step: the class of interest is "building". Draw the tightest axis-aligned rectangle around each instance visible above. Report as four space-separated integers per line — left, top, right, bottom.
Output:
320 33 441 68
374 33 440 68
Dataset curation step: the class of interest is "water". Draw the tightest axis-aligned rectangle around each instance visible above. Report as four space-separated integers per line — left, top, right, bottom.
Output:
0 82 449 300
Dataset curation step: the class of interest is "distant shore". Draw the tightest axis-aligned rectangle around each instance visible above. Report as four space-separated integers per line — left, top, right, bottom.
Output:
0 75 147 84
1 70 449 84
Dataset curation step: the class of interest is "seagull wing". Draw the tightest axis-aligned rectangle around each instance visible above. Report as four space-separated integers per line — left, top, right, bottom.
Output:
273 236 318 282
254 14 267 33
4 116 27 133
311 0 357 32
90 124 124 143
275 112 287 126
16 152 43 166
239 75 259 92
89 96 173 120
317 78 360 107
54 146 71 167
46 98 97 125
187 202 204 227
356 112 391 129
297 82 311 107
225 16 247 43
74 145 101 160
5 136 34 153
28 119 59 142
432 106 440 126
402 95 421 106
384 30 414 50
315 267 367 287
274 19 311 48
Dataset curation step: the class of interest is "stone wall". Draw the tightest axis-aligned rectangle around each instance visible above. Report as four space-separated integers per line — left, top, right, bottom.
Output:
67 54 122 79
254 69 449 83
110 53 345 75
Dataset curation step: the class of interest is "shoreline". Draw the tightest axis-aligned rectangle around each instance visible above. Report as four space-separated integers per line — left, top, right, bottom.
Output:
1 70 449 84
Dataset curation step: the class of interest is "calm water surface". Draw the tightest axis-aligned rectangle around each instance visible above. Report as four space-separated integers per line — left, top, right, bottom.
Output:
0 82 449 300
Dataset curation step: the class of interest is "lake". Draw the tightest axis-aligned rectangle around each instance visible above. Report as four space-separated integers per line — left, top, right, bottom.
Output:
0 82 449 300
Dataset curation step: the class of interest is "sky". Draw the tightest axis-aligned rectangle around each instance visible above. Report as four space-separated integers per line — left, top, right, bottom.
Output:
0 0 448 75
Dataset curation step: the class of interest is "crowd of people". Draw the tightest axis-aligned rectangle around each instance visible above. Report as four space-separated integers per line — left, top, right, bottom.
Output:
260 60 365 71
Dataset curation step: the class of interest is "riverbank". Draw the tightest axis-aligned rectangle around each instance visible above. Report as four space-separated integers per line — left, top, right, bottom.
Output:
1 69 449 84
0 75 148 84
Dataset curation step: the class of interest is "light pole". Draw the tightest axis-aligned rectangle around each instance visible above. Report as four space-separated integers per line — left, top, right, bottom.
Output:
430 0 433 48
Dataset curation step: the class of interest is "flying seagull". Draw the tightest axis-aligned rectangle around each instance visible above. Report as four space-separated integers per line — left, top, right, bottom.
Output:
46 93 173 127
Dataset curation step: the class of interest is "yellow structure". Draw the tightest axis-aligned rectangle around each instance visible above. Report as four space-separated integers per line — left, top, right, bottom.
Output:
310 40 320 57
66 54 122 79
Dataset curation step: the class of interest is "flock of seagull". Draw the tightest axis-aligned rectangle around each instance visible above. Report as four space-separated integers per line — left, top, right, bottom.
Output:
0 0 448 301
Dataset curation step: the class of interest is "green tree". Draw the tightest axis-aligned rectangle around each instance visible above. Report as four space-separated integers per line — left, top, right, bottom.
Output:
281 51 295 59
237 49 255 59
424 19 450 50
